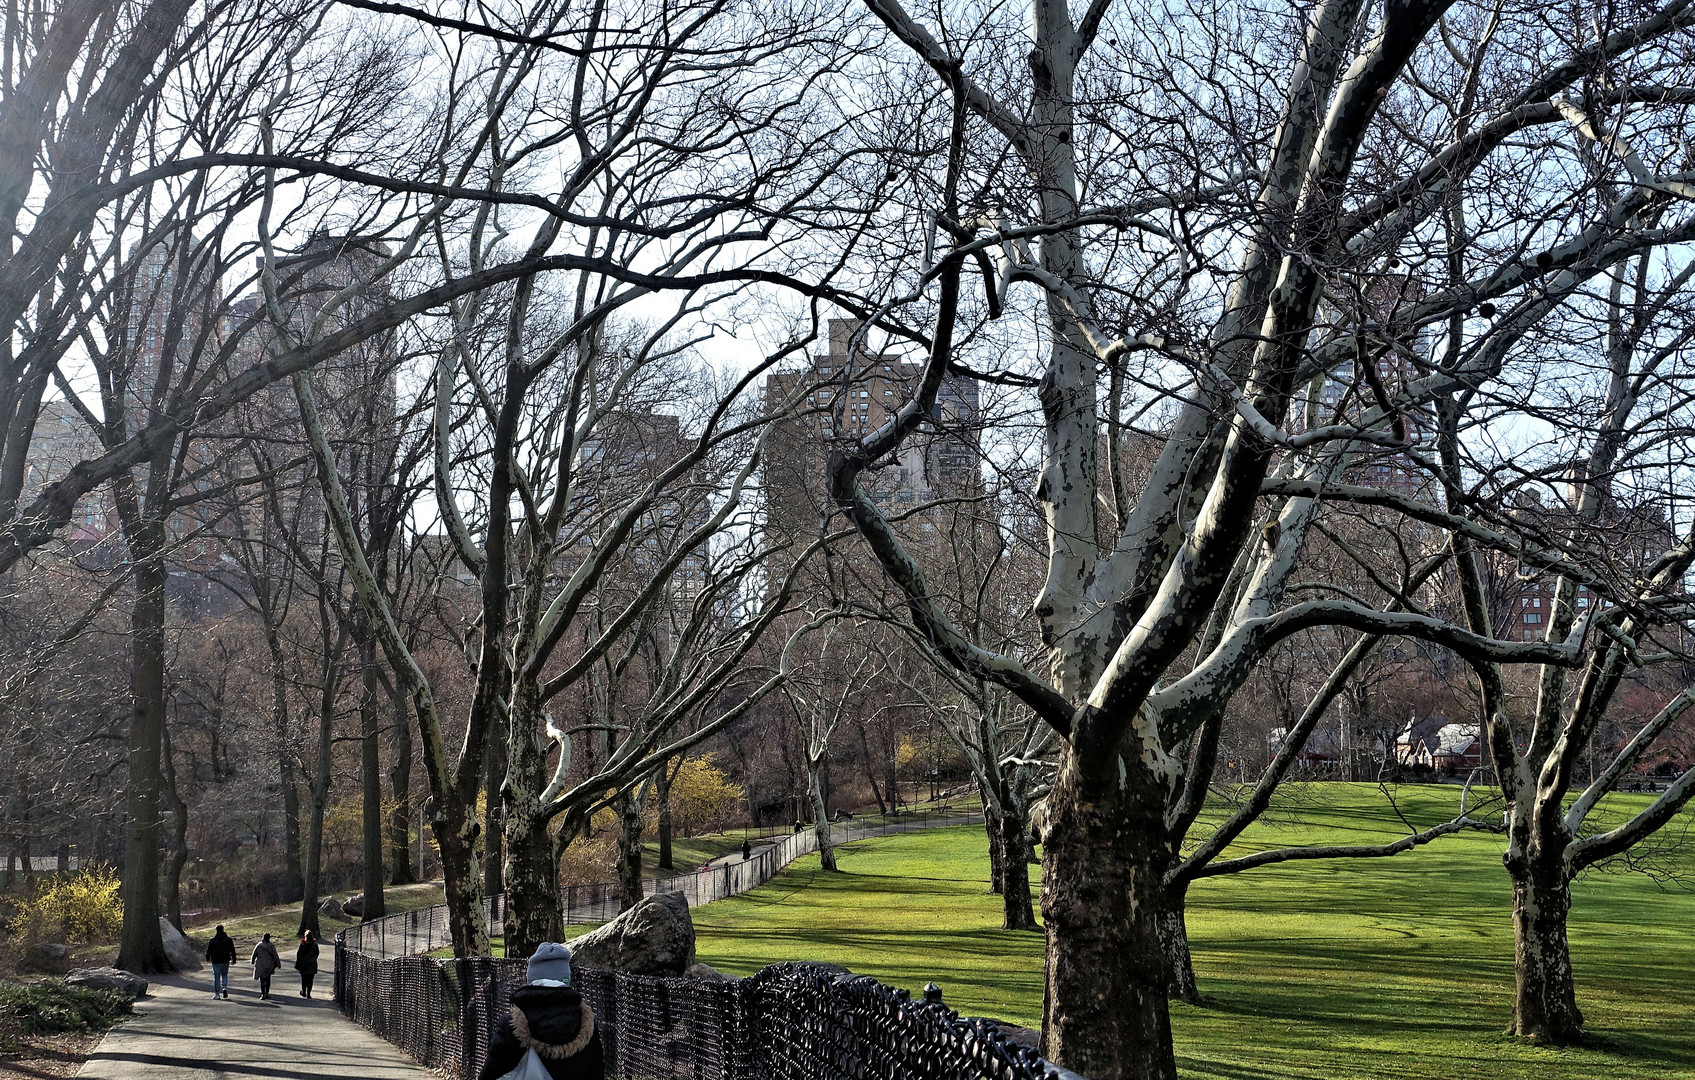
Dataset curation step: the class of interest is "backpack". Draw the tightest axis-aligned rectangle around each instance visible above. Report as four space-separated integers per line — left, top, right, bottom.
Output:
498 1047 553 1080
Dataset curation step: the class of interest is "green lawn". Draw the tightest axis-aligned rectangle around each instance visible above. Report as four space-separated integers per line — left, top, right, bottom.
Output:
640 795 987 874
685 783 1695 1080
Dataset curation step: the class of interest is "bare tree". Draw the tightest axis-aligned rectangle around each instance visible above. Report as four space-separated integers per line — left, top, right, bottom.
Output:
830 1 1695 1075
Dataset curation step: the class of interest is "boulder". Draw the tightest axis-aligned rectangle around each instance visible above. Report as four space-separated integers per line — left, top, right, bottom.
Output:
969 1018 1038 1049
684 962 737 983
341 894 365 918
65 966 148 999
21 943 70 975
569 891 695 975
158 918 203 972
318 895 344 921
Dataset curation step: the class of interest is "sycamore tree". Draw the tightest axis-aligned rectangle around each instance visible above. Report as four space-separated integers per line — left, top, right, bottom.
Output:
830 0 1695 1075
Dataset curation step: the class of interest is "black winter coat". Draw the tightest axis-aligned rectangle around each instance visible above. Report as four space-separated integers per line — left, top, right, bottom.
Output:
206 932 237 964
477 984 604 1080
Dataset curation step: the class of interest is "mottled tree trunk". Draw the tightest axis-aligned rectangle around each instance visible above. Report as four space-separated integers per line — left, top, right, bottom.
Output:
502 802 561 959
809 754 836 872
387 685 414 885
617 791 644 911
433 798 491 957
997 810 1037 931
297 698 333 938
358 639 386 919
483 704 506 896
985 813 1005 894
1159 883 1200 1005
161 725 188 931
655 759 674 872
502 681 561 959
264 629 304 902
1510 859 1583 1042
858 722 887 814
279 756 304 899
1039 758 1175 1080
116 550 170 973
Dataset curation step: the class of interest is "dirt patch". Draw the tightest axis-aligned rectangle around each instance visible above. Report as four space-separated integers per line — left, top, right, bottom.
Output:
0 1028 105 1078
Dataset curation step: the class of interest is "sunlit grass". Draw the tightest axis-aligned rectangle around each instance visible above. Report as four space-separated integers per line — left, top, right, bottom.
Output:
685 783 1695 1080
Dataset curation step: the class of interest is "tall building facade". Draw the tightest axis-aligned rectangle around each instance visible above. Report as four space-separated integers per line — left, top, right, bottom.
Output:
762 319 981 545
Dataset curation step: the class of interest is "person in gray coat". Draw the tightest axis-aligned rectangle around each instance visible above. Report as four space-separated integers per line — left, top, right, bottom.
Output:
251 933 282 1000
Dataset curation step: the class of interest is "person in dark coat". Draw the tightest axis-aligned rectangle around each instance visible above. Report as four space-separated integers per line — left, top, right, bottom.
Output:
477 943 603 1080
206 925 237 999
251 933 282 1000
295 929 320 998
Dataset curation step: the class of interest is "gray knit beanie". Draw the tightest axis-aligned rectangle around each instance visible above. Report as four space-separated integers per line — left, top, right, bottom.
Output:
525 942 573 985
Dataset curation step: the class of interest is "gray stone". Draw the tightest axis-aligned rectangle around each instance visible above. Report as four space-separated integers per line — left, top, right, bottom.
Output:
65 966 148 999
341 894 365 918
569 891 695 975
158 917 203 972
21 942 70 975
684 962 737 983
969 1018 1038 1049
318 895 344 921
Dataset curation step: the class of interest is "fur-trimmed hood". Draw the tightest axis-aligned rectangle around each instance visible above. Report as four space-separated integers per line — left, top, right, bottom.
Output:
507 985 596 1060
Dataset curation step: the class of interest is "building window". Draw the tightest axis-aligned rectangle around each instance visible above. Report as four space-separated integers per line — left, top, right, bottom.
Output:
1532 596 1541 608
1523 613 1541 624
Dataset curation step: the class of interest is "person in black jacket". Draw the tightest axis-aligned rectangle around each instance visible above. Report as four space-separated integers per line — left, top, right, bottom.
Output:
477 943 603 1080
206 925 237 999
295 929 320 998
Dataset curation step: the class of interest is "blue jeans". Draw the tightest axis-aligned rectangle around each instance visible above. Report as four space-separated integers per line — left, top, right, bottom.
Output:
211 964 229 996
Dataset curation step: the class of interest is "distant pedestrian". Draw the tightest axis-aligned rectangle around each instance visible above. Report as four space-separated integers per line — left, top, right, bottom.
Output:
251 933 281 1000
478 943 603 1080
206 925 236 999
295 929 320 998
740 839 751 861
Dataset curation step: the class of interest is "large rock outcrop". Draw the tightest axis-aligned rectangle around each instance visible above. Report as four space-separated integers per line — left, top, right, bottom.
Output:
65 967 148 999
341 894 365 918
569 891 695 975
318 896 344 921
158 918 203 972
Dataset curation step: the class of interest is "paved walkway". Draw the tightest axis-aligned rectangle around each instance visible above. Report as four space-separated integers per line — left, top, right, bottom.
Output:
78 968 429 1079
699 843 773 872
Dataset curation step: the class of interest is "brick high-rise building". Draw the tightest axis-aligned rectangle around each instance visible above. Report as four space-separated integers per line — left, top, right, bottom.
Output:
762 319 980 545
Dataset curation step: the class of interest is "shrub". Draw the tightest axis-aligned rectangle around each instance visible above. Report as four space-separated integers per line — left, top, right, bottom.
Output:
0 980 132 1041
5 865 123 946
662 755 746 837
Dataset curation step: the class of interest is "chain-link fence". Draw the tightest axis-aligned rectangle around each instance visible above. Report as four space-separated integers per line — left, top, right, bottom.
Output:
343 808 984 959
335 947 1084 1080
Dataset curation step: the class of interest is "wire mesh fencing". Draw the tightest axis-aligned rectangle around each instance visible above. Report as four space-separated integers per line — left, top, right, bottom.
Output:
343 807 984 959
332 807 1084 1078
335 945 1085 1080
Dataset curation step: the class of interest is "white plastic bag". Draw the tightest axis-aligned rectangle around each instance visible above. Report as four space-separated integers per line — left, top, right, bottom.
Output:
498 1047 553 1080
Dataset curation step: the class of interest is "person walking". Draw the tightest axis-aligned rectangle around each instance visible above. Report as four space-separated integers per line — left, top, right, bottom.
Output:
251 933 282 1000
477 943 603 1080
295 929 320 999
205 925 237 999
741 839 751 861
